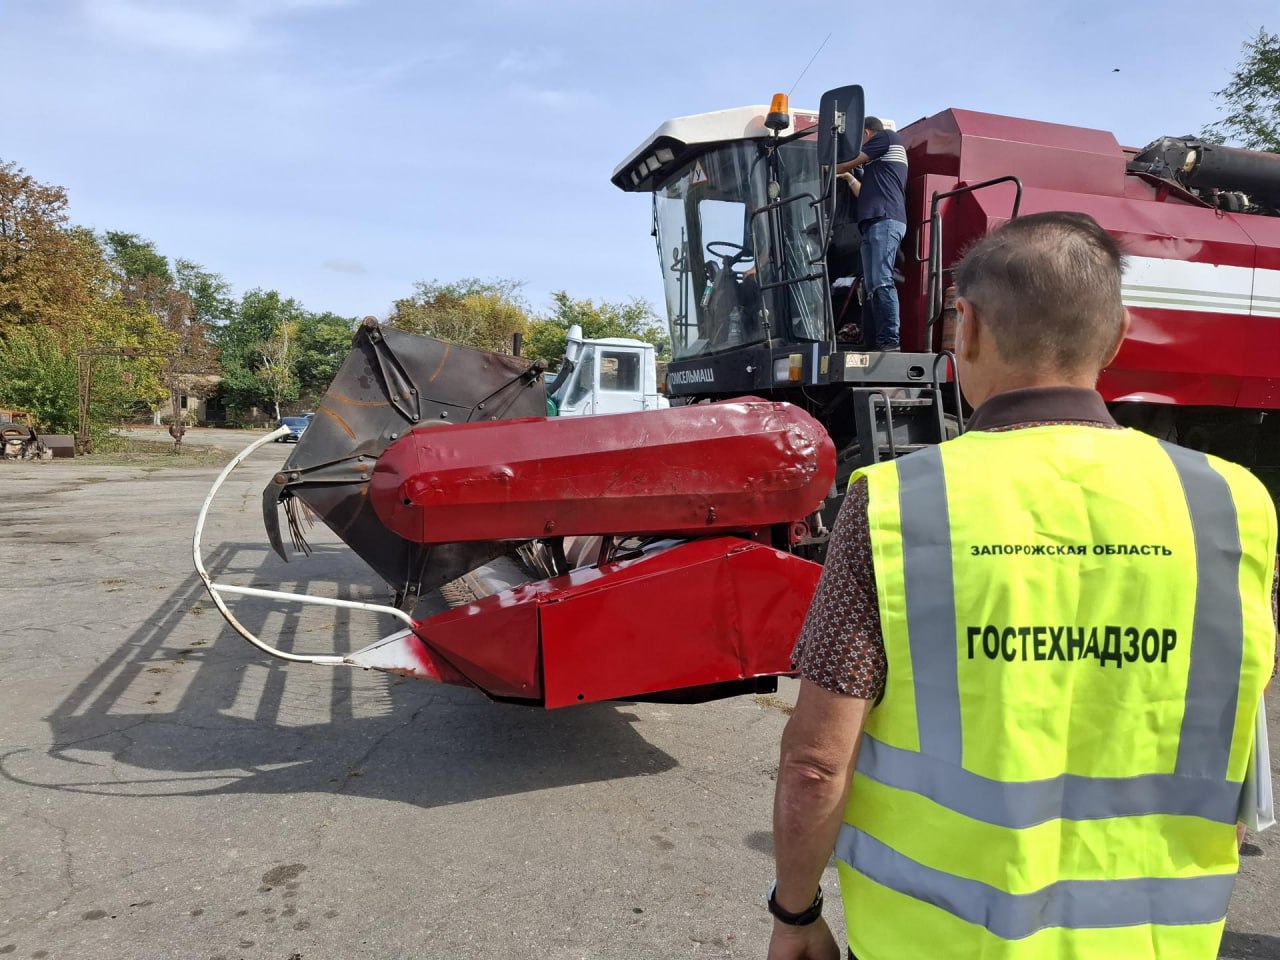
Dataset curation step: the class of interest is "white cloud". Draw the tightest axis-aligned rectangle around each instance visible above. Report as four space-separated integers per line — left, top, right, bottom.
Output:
322 257 368 275
82 0 357 56
362 49 461 88
84 1 253 55
510 84 590 110
496 47 560 75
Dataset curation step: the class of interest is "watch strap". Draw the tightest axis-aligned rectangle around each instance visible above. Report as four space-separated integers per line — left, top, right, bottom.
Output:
767 880 823 926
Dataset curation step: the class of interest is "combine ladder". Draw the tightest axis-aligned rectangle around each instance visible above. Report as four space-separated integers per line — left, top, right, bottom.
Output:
844 351 964 474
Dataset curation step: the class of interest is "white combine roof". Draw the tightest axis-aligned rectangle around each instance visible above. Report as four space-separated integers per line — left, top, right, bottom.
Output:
612 104 818 193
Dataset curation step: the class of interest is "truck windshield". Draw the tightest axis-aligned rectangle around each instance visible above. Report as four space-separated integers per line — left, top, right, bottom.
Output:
653 136 826 361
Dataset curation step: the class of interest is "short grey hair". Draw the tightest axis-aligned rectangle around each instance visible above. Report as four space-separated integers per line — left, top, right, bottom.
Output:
953 212 1127 374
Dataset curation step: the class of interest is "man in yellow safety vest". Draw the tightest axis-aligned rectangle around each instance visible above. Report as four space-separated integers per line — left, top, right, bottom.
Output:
765 211 1277 960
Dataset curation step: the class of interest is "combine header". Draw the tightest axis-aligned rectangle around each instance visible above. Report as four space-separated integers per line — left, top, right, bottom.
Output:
197 83 1280 707
196 320 835 705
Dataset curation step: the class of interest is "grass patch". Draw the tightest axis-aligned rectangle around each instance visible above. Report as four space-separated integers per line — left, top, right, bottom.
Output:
77 436 230 468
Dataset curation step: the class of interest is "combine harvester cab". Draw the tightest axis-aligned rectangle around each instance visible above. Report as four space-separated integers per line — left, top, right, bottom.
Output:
196 318 836 707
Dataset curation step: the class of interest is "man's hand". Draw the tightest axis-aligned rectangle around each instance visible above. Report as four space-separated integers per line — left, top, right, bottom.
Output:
766 916 840 960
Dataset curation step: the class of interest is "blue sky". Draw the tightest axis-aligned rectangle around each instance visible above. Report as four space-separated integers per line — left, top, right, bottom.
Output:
0 1 1272 320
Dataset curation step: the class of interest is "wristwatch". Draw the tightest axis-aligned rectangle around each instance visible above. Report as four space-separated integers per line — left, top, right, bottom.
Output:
766 880 823 926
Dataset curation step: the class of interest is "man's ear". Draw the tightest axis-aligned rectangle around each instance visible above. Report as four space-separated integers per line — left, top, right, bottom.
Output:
956 296 980 363
1102 310 1131 368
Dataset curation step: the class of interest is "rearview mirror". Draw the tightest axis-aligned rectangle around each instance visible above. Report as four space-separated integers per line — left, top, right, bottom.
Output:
817 85 866 167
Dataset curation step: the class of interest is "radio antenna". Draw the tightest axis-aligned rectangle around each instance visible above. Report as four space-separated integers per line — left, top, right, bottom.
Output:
788 32 832 97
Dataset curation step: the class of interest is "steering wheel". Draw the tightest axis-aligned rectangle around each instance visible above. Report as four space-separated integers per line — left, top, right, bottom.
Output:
706 241 753 269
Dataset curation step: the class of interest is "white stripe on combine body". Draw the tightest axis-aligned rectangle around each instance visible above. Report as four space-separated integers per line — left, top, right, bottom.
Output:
1122 255 1280 318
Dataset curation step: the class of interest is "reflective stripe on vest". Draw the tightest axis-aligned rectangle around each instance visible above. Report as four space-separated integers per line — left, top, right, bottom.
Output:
1159 441 1245 781
836 825 1236 941
896 447 962 759
837 432 1274 949
854 734 1242 827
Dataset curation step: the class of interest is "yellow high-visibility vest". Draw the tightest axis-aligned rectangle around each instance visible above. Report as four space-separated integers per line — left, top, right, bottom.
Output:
839 425 1276 960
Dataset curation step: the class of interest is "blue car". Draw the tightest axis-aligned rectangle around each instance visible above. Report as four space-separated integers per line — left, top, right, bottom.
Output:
277 416 309 442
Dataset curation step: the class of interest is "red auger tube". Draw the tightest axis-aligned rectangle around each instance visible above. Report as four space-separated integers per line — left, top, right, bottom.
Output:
369 399 836 544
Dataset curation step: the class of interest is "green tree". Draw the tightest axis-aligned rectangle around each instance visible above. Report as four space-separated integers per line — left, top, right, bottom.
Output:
104 234 221 425
174 259 235 327
524 291 667 365
0 328 80 429
0 166 169 430
0 160 103 338
212 288 308 417
388 277 529 353
256 320 299 420
104 231 172 283
1203 28 1280 151
0 299 163 432
296 311 356 400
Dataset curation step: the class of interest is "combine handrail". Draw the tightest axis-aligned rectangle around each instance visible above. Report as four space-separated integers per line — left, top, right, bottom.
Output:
932 350 965 434
924 176 1023 345
192 426 414 665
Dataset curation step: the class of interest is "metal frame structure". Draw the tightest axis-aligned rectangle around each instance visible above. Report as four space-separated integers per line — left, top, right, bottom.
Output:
192 425 419 670
77 347 219 453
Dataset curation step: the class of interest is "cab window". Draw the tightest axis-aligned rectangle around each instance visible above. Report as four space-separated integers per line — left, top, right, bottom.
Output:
599 351 641 392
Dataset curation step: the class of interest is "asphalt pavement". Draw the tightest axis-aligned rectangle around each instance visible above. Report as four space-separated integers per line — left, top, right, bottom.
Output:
0 433 1277 959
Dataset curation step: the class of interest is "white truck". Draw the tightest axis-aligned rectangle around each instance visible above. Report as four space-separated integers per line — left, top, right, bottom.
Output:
546 324 669 416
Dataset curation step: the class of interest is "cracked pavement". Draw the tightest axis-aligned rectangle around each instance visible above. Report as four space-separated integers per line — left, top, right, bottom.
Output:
0 439 1277 959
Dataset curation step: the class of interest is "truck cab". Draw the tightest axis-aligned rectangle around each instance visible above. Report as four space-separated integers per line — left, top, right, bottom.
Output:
548 324 669 417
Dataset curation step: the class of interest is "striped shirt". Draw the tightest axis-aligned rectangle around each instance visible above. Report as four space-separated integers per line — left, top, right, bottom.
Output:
856 130 908 226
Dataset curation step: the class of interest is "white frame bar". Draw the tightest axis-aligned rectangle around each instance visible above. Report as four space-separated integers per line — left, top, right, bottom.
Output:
192 426 415 666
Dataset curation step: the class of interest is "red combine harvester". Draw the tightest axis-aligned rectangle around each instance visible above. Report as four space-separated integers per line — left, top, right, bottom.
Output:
195 85 1280 707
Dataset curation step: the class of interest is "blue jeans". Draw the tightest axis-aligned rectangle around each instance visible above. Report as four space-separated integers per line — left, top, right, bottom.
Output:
859 218 906 349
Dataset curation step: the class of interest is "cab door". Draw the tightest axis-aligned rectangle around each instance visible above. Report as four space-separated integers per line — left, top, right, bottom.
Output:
594 348 647 414
557 348 597 416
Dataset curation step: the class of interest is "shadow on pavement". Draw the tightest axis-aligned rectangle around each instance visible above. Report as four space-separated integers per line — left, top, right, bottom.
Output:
4 540 677 807
1221 931 1280 959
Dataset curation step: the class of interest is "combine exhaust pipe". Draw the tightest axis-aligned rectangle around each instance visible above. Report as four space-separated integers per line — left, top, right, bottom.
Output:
1130 136 1280 208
